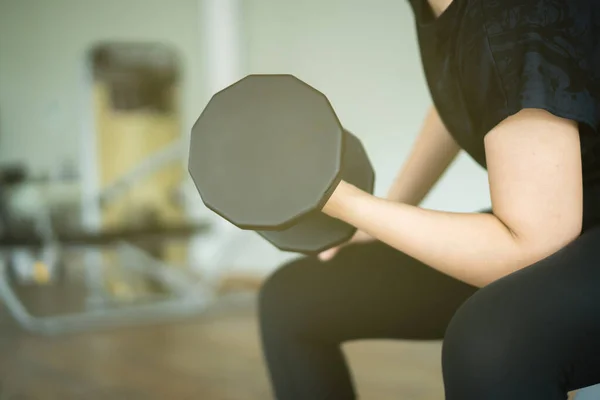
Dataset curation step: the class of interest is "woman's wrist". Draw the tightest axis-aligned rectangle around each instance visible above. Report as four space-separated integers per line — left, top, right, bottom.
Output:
322 180 364 219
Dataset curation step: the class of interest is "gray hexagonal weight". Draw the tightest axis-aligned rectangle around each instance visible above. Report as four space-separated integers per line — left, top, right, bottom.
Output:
189 74 344 230
188 74 375 254
258 130 375 254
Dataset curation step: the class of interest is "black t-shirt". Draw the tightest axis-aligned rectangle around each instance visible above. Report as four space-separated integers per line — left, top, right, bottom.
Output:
408 0 600 182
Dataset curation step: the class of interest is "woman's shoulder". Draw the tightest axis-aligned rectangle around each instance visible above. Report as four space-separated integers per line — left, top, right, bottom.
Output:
460 0 600 137
480 0 600 99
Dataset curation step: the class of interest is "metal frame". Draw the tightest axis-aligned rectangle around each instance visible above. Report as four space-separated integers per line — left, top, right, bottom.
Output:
0 242 217 335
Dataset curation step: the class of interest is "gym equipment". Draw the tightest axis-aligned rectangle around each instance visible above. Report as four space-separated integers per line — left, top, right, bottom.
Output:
0 155 219 335
189 74 375 254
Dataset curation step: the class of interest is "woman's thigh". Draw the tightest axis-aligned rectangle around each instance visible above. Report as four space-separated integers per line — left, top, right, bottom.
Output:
259 240 478 342
442 225 600 397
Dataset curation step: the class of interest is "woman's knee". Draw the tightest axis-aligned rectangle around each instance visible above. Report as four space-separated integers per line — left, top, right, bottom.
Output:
258 256 319 328
441 278 548 392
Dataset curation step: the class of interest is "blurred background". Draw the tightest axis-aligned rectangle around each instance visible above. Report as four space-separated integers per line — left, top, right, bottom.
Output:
0 0 491 398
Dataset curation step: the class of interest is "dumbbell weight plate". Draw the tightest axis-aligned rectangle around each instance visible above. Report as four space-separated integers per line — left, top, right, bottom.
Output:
189 74 376 253
189 74 344 230
257 130 375 254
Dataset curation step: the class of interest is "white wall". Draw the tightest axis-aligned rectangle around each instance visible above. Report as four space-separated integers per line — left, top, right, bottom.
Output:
0 0 203 173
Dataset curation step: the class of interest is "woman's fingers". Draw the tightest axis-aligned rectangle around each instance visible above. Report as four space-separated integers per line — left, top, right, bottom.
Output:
318 247 340 262
318 231 374 262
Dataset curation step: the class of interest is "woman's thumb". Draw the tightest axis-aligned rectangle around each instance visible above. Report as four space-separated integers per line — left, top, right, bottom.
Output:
318 247 338 262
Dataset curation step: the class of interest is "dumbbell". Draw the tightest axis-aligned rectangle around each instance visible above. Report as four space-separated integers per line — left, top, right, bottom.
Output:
188 74 375 254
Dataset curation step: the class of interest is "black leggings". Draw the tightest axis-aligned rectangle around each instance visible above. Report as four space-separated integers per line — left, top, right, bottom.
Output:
258 189 600 399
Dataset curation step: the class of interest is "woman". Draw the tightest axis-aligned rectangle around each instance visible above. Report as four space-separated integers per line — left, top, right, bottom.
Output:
259 0 600 399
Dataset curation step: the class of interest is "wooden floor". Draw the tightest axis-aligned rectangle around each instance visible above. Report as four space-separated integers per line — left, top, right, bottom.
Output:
0 293 445 399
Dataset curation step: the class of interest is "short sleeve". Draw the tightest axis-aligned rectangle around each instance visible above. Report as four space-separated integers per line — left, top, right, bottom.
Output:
482 0 600 134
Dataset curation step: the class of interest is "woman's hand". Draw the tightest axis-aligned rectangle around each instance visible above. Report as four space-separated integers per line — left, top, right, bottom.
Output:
318 181 372 261
318 229 374 262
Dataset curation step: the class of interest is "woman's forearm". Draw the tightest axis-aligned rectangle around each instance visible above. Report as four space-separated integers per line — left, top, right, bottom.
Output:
325 183 548 288
386 105 460 205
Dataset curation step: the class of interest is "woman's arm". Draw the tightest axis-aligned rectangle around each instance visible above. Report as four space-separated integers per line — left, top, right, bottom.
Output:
318 105 460 261
386 104 461 205
324 109 583 287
